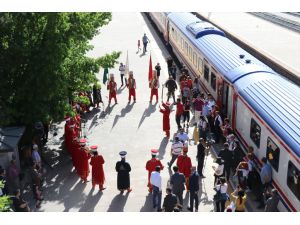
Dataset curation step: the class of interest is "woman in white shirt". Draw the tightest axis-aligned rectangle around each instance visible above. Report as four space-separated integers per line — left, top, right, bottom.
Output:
212 157 224 185
214 177 228 212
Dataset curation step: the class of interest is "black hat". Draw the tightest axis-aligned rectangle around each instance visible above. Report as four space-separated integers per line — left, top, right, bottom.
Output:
119 151 127 158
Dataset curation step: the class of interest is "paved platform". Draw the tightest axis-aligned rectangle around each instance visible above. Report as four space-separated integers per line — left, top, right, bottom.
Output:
27 12 220 212
198 12 300 77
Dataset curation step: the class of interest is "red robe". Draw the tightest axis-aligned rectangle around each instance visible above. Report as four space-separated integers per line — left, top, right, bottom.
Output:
72 141 81 173
159 103 171 131
146 158 164 188
79 149 91 180
90 155 105 186
177 155 192 178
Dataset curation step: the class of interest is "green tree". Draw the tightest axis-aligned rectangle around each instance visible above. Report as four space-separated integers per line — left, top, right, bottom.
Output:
0 13 120 125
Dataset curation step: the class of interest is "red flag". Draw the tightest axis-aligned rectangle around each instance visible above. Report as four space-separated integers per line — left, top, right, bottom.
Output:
148 54 153 82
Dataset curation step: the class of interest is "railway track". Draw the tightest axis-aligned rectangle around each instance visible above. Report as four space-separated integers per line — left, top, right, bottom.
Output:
248 12 300 33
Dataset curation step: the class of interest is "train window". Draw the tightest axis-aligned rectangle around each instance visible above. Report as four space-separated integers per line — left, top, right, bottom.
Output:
250 118 261 148
266 137 280 172
211 72 217 91
287 161 300 201
193 52 197 68
204 65 209 81
189 47 192 60
184 42 188 55
198 58 203 74
181 38 184 50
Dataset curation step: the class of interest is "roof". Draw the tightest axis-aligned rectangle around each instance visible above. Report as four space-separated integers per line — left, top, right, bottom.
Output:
168 12 273 83
0 126 25 152
235 73 300 157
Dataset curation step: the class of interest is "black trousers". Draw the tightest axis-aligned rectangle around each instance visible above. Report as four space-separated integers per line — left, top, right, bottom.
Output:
167 91 176 102
183 111 190 123
223 164 231 181
120 74 124 86
189 191 199 211
197 156 205 176
215 200 226 212
175 115 182 129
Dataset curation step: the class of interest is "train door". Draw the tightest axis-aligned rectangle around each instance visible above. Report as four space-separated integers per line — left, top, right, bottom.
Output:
216 76 223 112
222 81 232 119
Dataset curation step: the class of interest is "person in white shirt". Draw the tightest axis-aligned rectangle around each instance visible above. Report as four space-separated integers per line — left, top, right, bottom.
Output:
212 157 224 185
119 63 126 87
198 115 208 141
176 128 189 152
168 137 183 167
214 177 228 212
150 166 162 211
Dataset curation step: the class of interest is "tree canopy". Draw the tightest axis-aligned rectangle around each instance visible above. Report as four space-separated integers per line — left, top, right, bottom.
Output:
0 13 120 126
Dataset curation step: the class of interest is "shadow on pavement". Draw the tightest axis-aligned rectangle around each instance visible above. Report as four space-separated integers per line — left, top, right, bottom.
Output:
157 137 168 160
137 103 157 129
107 192 130 212
79 189 103 212
140 193 153 212
111 103 134 130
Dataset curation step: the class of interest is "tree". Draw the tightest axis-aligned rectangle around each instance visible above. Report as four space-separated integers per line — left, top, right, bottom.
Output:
0 13 120 126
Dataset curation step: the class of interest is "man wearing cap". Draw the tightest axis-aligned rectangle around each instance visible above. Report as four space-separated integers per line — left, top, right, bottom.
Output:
159 101 171 138
168 136 183 168
78 139 91 182
127 71 136 104
150 166 162 211
107 75 118 105
116 151 132 193
188 166 199 212
90 146 106 191
177 149 192 190
146 149 164 192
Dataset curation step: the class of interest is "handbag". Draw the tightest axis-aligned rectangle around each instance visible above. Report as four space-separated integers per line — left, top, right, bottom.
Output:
213 185 229 201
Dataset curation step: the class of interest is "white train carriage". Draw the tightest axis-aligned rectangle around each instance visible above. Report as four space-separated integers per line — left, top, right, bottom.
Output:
148 12 170 41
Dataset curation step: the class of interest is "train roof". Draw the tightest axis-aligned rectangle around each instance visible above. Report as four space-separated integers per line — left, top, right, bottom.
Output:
235 73 300 157
168 13 274 83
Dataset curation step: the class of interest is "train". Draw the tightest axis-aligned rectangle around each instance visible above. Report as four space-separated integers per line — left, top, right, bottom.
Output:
148 12 300 212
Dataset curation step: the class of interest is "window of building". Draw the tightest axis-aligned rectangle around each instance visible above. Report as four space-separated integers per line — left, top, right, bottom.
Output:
250 118 261 148
184 41 188 55
204 65 209 81
198 58 203 74
211 72 217 91
266 137 280 172
189 47 192 60
287 161 300 201
193 52 197 68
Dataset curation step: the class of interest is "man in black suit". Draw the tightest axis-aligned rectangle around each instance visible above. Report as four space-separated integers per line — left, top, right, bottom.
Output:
162 188 178 212
196 138 206 178
188 166 199 212
170 166 185 206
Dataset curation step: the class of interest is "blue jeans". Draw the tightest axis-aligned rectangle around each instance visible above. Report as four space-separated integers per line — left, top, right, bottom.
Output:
152 186 162 210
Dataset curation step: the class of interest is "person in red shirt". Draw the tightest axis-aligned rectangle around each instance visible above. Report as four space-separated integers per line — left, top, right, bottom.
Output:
146 149 164 192
175 98 184 130
186 75 193 89
177 149 192 190
78 138 91 182
107 75 118 105
149 73 160 104
159 101 171 138
90 145 106 191
127 71 136 104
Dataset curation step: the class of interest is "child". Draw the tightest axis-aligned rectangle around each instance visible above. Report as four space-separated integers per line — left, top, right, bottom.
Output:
137 40 141 52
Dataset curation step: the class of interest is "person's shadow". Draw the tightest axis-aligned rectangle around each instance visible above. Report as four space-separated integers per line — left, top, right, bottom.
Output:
157 137 168 160
140 193 153 212
79 189 103 212
111 103 134 130
117 86 126 94
137 102 157 129
107 192 130 212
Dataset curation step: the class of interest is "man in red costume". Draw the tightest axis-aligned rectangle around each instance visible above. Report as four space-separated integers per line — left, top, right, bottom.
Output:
78 138 91 182
146 149 164 192
127 71 136 104
177 148 192 191
159 101 171 138
90 145 106 191
149 73 160 104
107 74 118 105
71 137 80 173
